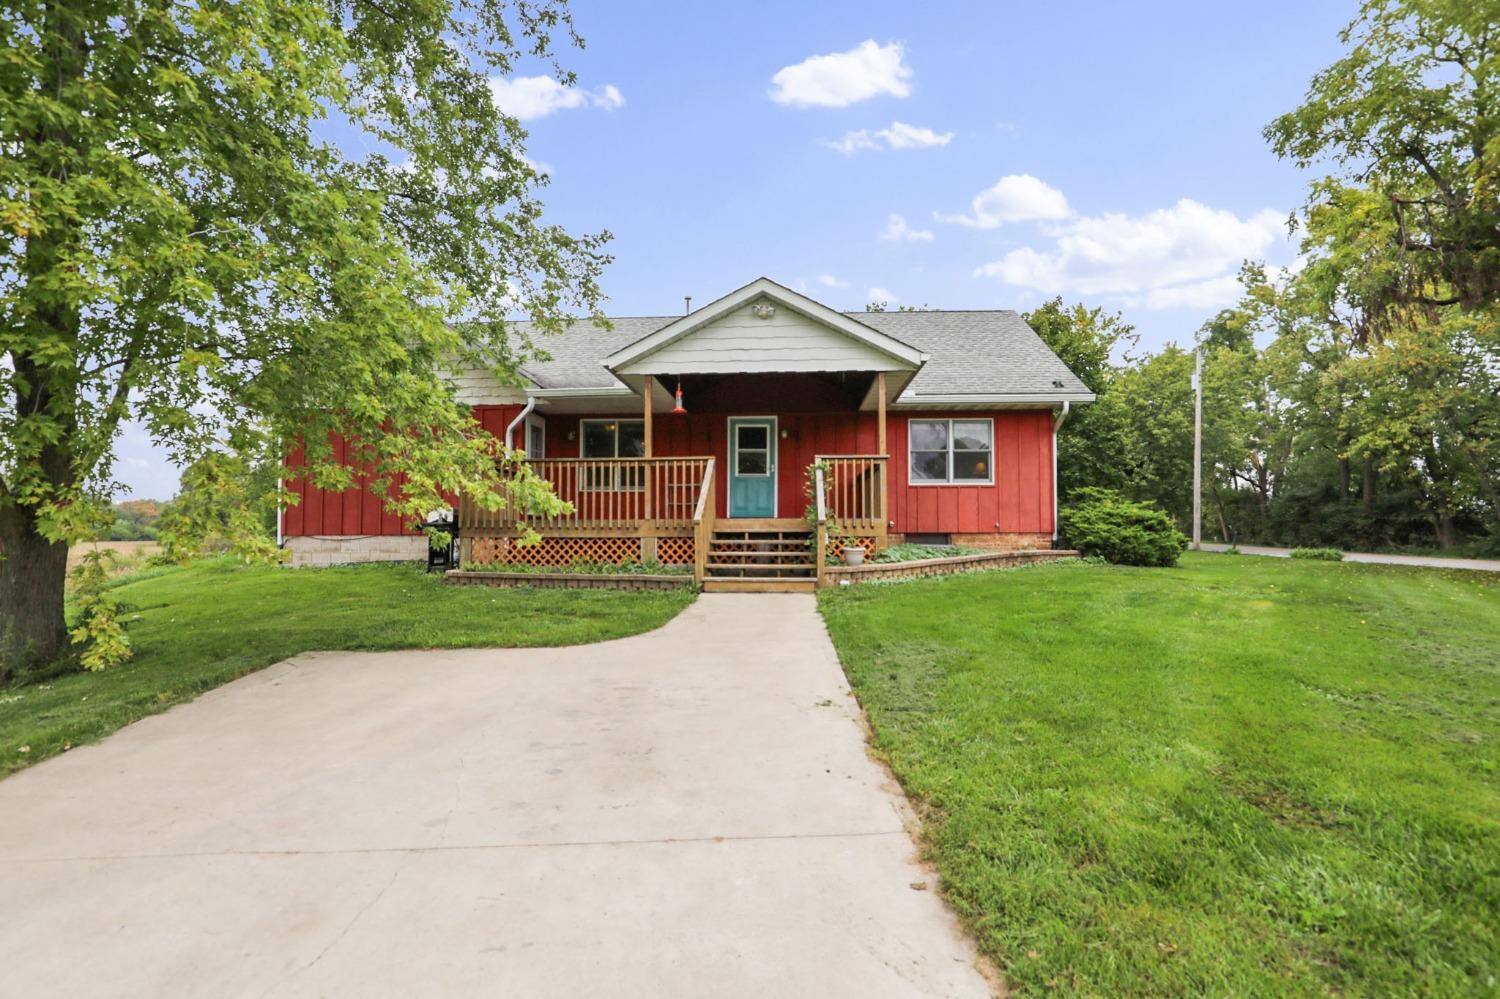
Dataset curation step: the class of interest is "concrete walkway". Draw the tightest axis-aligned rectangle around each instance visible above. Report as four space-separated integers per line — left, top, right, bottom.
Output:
1199 542 1500 572
0 596 991 998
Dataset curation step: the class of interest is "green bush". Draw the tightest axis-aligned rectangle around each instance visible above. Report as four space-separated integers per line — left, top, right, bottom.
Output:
1289 547 1344 561
1060 488 1188 567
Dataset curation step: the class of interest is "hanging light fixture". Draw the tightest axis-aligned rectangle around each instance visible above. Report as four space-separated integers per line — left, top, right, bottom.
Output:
672 381 687 414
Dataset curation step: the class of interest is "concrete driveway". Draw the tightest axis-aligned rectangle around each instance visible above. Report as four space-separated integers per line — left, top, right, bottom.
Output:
0 595 991 998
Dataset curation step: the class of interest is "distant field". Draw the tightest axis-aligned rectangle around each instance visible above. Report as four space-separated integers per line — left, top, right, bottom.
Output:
66 540 161 572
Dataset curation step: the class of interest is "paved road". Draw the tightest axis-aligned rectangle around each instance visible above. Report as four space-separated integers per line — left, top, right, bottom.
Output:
1199 543 1500 573
0 595 991 998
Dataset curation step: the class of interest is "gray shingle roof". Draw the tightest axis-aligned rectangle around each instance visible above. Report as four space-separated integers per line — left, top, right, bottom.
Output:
850 310 1092 397
516 310 1092 398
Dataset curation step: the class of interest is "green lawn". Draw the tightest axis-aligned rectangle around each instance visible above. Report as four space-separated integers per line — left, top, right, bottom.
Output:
1 559 693 778
819 552 1500 997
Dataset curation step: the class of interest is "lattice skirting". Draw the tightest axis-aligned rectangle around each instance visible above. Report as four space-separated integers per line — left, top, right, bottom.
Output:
654 536 695 566
827 536 879 559
467 535 695 566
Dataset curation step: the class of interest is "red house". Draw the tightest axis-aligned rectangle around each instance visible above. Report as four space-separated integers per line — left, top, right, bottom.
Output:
283 278 1094 590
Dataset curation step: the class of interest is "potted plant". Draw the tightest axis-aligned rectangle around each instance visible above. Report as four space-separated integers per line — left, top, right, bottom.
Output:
843 545 865 566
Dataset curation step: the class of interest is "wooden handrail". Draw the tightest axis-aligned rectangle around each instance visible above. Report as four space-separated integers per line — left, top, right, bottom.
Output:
692 457 715 523
814 464 827 586
692 458 716 584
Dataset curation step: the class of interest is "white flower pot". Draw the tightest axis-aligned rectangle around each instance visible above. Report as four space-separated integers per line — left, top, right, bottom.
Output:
843 546 866 566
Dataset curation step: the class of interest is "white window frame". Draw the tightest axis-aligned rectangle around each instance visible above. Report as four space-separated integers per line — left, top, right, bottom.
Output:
523 414 546 459
908 418 995 486
578 418 646 491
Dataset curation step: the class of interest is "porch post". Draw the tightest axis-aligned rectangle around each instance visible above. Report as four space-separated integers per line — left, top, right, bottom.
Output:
642 377 654 457
876 372 889 550
642 378 654 557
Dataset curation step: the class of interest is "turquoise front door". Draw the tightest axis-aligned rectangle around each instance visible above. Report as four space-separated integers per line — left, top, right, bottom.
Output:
728 417 777 518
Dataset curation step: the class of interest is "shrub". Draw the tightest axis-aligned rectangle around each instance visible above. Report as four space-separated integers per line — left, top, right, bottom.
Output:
1289 547 1344 561
68 549 133 671
1060 488 1188 567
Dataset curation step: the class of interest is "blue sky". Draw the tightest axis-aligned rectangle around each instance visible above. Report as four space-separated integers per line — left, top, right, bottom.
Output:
115 0 1356 498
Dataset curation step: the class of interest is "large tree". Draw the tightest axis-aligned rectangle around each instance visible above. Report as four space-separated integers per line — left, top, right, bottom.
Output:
1 0 608 679
1265 0 1499 316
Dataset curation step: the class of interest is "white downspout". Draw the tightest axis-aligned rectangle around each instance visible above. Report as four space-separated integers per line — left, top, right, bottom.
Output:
505 396 537 452
275 475 284 548
1051 401 1070 545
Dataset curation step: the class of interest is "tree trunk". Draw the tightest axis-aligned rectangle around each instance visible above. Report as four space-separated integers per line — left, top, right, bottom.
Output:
1433 503 1458 550
1361 455 1376 511
1209 480 1231 543
0 507 70 684
1337 455 1351 501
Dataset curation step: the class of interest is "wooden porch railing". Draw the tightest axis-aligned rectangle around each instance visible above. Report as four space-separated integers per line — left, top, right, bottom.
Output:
692 458 716 584
814 463 828 586
814 454 889 537
459 457 714 536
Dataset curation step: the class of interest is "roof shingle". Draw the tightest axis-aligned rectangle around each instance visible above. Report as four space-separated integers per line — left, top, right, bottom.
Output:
514 310 1092 398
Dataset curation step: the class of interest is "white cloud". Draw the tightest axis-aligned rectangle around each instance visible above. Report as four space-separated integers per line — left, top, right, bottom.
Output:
816 274 850 288
973 198 1288 310
937 174 1072 228
877 121 952 149
881 213 934 242
1139 275 1245 310
867 286 897 304
489 76 625 121
770 40 912 108
825 120 952 154
824 130 881 154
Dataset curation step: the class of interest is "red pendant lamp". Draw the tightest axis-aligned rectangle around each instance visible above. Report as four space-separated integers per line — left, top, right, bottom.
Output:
672 381 686 414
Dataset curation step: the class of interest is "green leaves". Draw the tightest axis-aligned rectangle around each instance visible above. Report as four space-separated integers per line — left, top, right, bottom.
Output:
1 0 609 520
67 549 133 672
2 0 608 671
1266 0 1500 313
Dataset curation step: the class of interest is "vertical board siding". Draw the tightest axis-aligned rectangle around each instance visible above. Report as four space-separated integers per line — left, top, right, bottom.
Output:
886 410 1054 535
281 401 1055 537
283 404 523 537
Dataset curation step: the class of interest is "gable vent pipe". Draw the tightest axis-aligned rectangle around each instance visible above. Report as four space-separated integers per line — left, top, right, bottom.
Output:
684 295 692 314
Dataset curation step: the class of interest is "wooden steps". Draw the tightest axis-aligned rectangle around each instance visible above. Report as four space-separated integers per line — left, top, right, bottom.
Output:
703 577 817 594
703 524 816 588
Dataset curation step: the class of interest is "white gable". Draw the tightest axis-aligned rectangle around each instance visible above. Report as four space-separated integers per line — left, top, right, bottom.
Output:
614 295 908 376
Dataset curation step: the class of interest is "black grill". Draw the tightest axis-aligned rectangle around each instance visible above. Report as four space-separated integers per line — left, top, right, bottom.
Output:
412 510 459 572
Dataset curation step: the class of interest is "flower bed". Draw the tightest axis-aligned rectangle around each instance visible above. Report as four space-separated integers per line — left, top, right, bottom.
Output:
823 548 1079 585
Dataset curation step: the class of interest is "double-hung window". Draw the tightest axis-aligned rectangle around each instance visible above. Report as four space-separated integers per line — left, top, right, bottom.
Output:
909 419 993 484
580 419 646 490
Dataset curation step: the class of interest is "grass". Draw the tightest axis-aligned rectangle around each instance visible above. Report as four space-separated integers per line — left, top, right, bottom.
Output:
819 552 1500 996
2 558 694 778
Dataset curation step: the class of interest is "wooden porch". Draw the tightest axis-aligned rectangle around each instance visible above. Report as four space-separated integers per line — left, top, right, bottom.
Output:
457 453 889 588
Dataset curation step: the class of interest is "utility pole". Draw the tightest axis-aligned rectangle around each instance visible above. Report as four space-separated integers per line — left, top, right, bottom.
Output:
1192 348 1202 550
